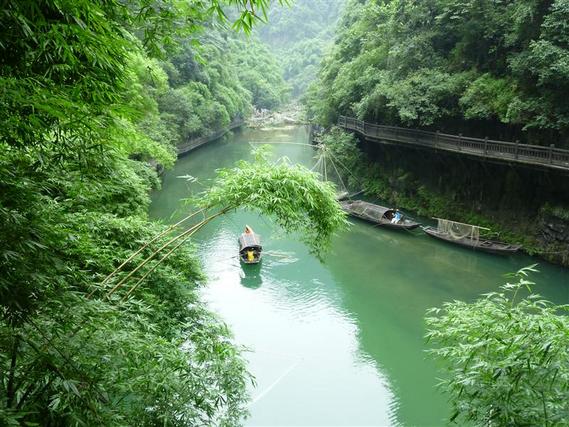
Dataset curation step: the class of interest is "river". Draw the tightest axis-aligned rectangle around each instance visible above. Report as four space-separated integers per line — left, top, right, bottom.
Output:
150 126 568 426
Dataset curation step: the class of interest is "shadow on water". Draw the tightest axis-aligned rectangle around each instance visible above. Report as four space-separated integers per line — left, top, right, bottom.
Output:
240 263 263 289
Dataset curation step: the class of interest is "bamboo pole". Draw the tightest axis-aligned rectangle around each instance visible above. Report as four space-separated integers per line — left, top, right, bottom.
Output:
248 141 314 147
120 216 214 301
323 146 327 181
105 207 231 298
89 208 206 298
432 217 491 231
329 155 348 195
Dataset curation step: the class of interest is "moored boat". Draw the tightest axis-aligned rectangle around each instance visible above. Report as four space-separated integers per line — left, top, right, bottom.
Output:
238 225 262 264
340 200 420 230
422 218 521 254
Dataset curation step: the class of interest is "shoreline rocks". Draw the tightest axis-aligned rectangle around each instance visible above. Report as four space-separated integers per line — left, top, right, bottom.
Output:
247 104 305 128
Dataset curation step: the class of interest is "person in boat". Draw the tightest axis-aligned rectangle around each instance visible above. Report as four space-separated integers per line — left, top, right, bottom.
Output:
391 209 402 224
246 249 255 262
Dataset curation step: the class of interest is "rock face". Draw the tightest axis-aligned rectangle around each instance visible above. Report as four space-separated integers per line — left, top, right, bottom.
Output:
148 158 165 176
247 104 304 128
538 213 569 265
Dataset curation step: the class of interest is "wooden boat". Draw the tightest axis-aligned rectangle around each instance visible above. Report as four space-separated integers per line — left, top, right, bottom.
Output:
238 225 262 264
336 190 350 201
422 218 521 254
340 200 420 230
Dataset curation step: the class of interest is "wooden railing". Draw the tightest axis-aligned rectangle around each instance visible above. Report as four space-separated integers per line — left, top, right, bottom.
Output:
177 119 244 156
338 116 569 172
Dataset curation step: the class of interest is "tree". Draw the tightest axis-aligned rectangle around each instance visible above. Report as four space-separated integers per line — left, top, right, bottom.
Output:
306 0 569 145
426 266 569 425
0 0 302 425
257 0 346 98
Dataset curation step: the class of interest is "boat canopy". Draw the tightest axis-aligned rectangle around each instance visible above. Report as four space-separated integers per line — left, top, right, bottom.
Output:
239 233 262 252
347 200 394 219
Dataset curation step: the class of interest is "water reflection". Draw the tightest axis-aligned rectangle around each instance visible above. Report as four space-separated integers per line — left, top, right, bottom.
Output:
240 264 263 289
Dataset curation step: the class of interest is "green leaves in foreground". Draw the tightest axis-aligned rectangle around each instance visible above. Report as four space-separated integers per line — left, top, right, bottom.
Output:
100 151 348 299
200 150 348 256
426 265 569 426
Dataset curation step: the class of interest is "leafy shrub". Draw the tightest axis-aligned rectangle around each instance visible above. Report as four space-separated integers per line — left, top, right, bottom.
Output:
426 266 569 426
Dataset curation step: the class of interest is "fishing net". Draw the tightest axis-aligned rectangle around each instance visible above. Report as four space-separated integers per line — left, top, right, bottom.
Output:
314 145 349 196
437 219 480 242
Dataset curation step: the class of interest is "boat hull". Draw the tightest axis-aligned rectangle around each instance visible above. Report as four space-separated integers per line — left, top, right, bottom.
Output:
348 213 421 230
422 226 521 254
340 200 421 230
340 201 421 230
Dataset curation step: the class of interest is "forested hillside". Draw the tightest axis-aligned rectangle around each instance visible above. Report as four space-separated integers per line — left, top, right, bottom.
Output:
0 0 287 424
304 0 569 266
258 0 345 98
132 30 288 151
306 0 569 146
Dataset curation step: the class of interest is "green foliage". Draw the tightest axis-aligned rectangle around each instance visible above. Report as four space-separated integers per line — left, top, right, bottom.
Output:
233 37 290 109
460 74 519 122
540 203 569 222
258 0 345 98
200 149 348 256
356 69 468 126
0 0 290 424
307 0 569 144
426 266 569 425
157 31 288 143
0 153 252 424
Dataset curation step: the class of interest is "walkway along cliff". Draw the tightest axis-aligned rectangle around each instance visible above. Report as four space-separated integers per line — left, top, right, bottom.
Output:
338 116 569 174
333 118 569 267
177 119 245 156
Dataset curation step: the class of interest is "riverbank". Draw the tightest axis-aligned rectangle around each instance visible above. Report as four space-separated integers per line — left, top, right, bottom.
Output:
177 119 245 156
149 119 245 176
247 103 305 128
321 128 569 267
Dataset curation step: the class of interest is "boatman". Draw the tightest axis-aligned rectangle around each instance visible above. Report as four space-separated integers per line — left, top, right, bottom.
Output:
392 210 402 224
247 250 255 262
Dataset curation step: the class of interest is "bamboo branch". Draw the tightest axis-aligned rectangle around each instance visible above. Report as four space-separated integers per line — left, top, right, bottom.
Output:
16 379 42 411
121 214 215 301
88 208 206 298
104 222 204 298
105 206 232 299
6 334 20 408
21 329 107 421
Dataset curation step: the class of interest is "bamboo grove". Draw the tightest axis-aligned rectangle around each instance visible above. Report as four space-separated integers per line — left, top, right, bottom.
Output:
0 0 344 424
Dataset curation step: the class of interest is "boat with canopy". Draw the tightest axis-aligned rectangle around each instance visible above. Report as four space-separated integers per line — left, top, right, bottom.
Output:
422 218 521 254
340 200 421 230
238 225 262 264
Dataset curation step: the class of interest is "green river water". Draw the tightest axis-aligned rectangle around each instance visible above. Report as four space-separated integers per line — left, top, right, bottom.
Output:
150 126 568 426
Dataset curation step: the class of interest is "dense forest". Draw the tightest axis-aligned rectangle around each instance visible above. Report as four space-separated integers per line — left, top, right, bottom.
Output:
305 0 569 266
0 0 290 424
258 0 345 98
132 30 288 152
306 0 569 146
